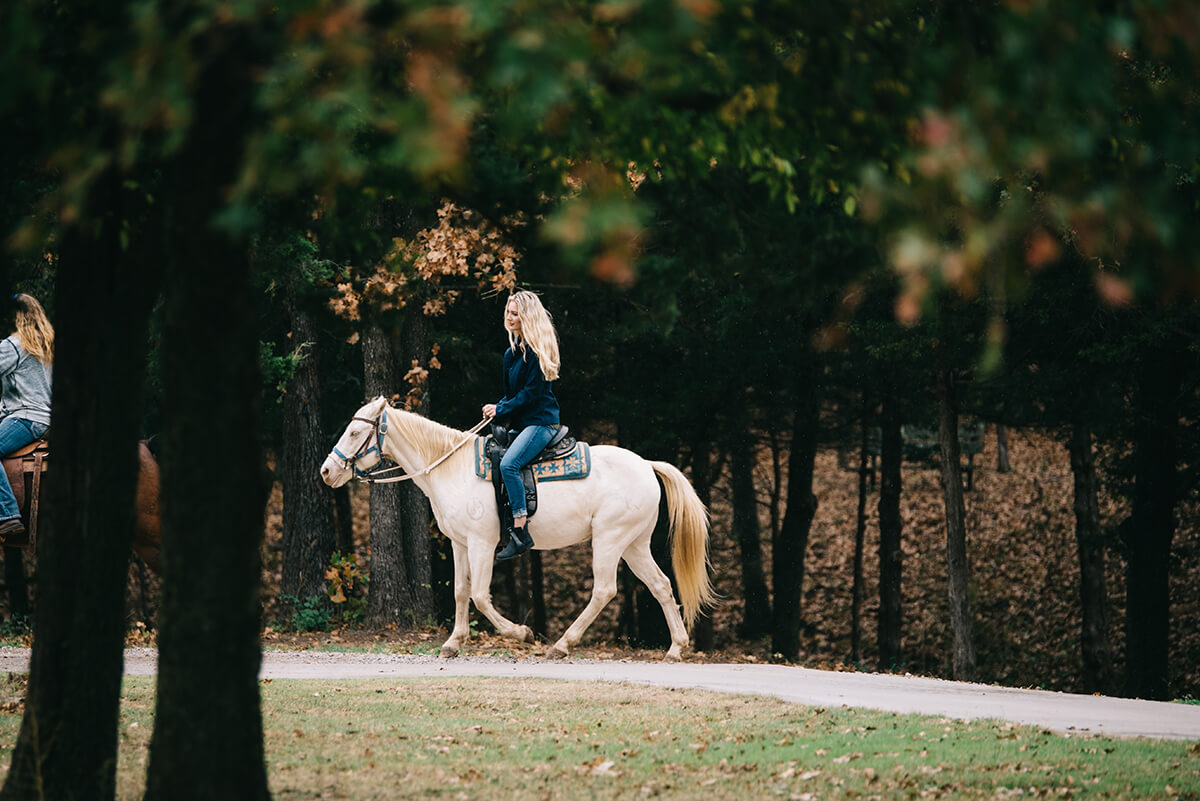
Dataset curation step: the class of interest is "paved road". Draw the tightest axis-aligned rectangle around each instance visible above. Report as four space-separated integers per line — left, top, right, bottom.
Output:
3 648 1199 741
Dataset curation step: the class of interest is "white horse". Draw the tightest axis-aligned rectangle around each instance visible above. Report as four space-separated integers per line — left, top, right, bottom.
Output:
319 397 716 661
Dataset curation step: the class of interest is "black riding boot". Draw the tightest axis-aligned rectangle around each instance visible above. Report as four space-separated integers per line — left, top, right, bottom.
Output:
495 523 533 561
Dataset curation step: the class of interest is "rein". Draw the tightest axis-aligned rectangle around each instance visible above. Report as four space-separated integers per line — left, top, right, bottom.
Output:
341 407 490 484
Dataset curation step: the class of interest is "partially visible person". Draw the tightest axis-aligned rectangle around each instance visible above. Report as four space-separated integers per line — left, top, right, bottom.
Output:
481 291 561 561
0 294 54 539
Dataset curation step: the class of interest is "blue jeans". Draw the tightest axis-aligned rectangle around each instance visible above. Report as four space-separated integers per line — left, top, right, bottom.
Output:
0 417 47 521
499 425 557 519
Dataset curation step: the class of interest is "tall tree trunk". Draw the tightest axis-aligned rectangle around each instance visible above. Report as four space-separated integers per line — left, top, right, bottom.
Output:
771 376 819 661
850 400 869 663
1068 420 1115 695
996 424 1012 473
332 485 355 554
143 24 270 801
280 283 337 610
1 173 159 801
614 416 673 647
633 486 673 648
362 323 415 626
731 426 771 639
876 395 903 671
936 368 976 681
530 550 547 639
689 440 716 652
399 311 434 623
1121 348 1179 700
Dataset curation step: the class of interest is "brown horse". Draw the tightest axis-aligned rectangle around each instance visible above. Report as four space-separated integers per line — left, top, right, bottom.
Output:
1 440 162 573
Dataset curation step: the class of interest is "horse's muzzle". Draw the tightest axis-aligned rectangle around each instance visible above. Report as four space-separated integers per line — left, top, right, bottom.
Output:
319 456 348 488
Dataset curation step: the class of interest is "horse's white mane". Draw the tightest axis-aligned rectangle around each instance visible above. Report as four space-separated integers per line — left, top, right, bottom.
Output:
376 398 471 465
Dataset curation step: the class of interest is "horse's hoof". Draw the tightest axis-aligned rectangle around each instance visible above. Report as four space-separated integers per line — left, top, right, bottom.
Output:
439 645 460 659
663 652 682 663
519 626 534 644
545 644 569 659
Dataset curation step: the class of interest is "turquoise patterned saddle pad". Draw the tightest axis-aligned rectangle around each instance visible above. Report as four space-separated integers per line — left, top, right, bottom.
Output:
474 438 592 482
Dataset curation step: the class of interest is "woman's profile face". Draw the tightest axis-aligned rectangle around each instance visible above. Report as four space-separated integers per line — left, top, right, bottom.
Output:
505 300 522 335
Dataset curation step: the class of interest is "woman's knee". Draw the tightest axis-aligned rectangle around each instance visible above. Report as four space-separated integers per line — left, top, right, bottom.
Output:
499 453 523 477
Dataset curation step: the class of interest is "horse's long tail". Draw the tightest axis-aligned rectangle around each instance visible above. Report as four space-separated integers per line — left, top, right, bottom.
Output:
651 461 718 630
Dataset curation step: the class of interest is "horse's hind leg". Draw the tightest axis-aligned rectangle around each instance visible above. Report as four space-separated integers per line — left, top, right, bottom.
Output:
439 541 472 658
546 539 624 659
622 541 690 662
465 541 534 646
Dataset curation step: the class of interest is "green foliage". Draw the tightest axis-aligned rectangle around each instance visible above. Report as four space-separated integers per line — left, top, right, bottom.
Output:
259 340 307 404
281 594 332 633
0 614 31 645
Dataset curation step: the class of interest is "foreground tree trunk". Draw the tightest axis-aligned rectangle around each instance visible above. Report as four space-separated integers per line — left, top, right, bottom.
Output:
935 368 976 681
771 375 819 661
143 23 270 801
280 282 337 611
1 174 159 801
876 395 903 671
1121 347 1180 700
1068 420 1115 695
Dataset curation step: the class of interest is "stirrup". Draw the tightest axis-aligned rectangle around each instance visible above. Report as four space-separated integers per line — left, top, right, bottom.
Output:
495 525 533 562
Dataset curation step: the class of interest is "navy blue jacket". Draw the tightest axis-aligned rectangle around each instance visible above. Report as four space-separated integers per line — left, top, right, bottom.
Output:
495 346 560 428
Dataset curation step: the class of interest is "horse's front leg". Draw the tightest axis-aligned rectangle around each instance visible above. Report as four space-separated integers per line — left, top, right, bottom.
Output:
466 539 534 645
439 541 472 658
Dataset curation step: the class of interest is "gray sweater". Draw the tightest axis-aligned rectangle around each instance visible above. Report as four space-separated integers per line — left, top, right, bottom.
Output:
0 335 52 426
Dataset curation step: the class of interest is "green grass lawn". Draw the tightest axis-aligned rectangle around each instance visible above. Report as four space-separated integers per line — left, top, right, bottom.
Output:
2 675 1198 799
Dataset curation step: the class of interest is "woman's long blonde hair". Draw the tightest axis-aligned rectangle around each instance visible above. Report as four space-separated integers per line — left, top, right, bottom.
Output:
13 294 53 365
507 291 560 381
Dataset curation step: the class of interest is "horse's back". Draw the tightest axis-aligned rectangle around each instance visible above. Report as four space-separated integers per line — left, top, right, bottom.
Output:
537 443 659 523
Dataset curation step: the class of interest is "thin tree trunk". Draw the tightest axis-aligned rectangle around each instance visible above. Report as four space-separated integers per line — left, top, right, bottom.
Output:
732 426 771 639
771 376 819 661
614 417 673 647
280 283 337 610
530 550 547 639
400 311 434 623
143 24 270 799
1 172 159 801
689 440 715 652
633 485 673 648
996 424 1012 473
850 399 869 663
362 323 416 627
936 368 976 681
332 485 355 554
768 429 784 542
1068 420 1115 695
1122 348 1179 700
877 395 903 671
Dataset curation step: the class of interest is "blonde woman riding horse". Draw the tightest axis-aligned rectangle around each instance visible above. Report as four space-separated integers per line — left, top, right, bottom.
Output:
321 397 716 661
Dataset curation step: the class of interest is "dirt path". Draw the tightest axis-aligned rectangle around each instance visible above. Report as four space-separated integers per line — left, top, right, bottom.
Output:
2 647 1197 741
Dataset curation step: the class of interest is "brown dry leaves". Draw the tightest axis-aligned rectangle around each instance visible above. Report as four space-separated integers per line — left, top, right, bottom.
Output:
330 200 520 323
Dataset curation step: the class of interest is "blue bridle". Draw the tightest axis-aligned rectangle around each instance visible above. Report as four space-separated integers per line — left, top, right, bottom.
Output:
332 407 389 479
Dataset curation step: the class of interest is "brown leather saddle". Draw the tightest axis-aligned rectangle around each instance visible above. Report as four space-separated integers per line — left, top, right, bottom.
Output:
1 436 50 547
